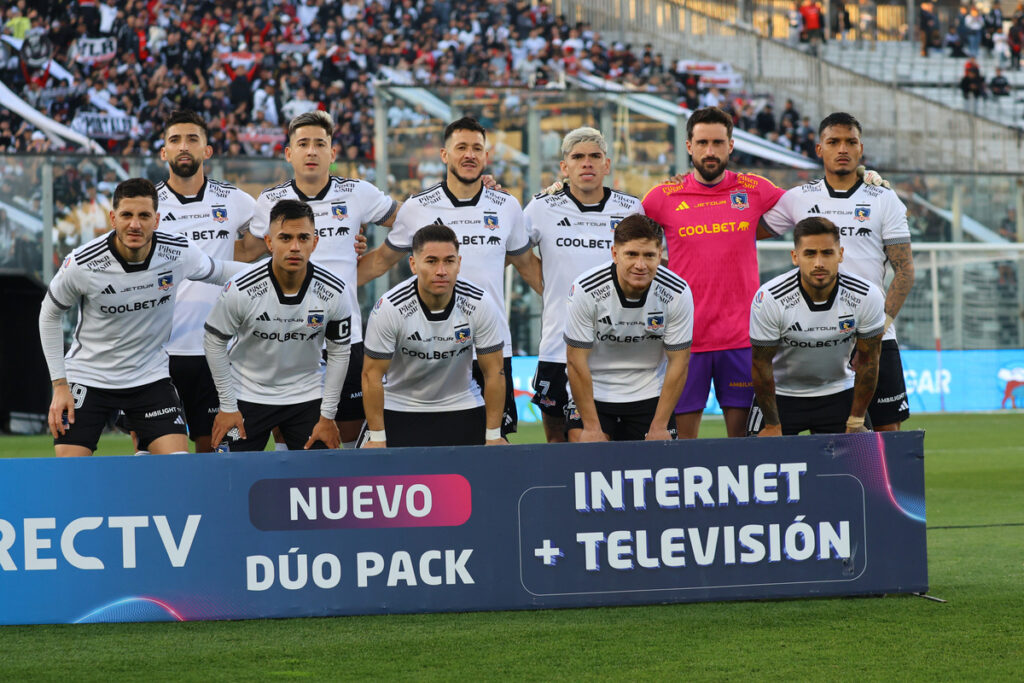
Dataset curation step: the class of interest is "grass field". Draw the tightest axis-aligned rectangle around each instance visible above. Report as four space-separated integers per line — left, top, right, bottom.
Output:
1 414 1022 680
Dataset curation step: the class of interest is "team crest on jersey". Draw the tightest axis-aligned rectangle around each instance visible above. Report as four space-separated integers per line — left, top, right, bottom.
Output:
158 272 173 290
307 312 325 329
454 324 472 344
62 255 72 269
212 206 228 223
730 191 749 211
332 203 348 219
610 216 624 231
373 298 383 311
647 313 665 331
483 212 499 229
838 315 855 332
854 206 871 222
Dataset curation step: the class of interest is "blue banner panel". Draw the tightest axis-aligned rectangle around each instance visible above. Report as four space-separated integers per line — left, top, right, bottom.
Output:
0 432 926 625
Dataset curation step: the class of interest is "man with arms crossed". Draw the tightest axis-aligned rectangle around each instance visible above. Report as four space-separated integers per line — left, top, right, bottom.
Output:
525 126 644 442
564 215 693 442
157 109 256 452
360 224 508 448
204 200 352 452
237 111 397 447
39 178 245 456
762 112 914 431
748 217 884 435
358 116 542 438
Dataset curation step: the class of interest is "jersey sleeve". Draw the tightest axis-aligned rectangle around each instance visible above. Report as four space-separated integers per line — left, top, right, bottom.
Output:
203 282 246 341
881 192 912 246
248 192 273 239
505 204 532 255
760 187 798 237
471 292 505 356
749 288 782 347
640 185 666 226
183 241 220 282
234 191 257 237
359 181 399 225
383 201 417 252
363 298 399 359
664 287 694 351
857 285 886 338
523 200 541 245
45 255 86 310
38 257 85 381
564 283 596 349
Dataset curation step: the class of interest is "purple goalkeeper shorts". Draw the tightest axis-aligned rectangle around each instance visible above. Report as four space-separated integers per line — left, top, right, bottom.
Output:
675 347 754 414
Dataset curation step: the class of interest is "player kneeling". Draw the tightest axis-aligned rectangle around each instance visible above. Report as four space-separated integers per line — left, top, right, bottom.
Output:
204 200 352 452
748 217 884 436
564 215 694 442
360 224 508 448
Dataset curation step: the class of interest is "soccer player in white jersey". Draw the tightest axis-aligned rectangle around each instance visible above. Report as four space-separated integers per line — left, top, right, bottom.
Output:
361 224 508 448
564 215 693 442
358 116 542 438
204 200 352 452
762 112 914 432
525 126 644 443
156 109 256 452
748 217 885 436
237 111 397 447
38 178 246 457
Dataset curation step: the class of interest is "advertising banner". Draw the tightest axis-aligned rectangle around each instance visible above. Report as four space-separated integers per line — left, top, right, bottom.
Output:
0 432 926 625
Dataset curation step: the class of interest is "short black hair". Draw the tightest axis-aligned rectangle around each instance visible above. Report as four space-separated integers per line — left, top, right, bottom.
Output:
163 109 208 140
793 217 840 245
443 116 486 145
614 214 664 246
686 106 733 140
412 223 459 254
818 112 862 138
112 178 158 211
269 199 315 227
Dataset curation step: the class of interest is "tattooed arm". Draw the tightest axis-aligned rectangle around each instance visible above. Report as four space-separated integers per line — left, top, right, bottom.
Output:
751 344 782 436
883 242 915 332
849 334 882 432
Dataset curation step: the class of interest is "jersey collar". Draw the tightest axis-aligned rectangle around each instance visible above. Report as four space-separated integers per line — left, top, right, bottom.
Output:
610 262 649 308
441 179 483 207
823 178 863 199
109 231 156 273
163 178 207 204
797 271 839 311
290 178 332 202
562 186 611 212
268 261 315 305
416 282 457 321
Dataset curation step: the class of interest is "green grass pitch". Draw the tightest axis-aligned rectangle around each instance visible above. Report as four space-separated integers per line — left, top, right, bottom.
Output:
1 413 1021 680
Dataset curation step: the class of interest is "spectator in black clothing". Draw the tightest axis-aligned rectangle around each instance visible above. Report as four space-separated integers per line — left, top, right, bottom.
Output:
756 103 777 136
945 26 967 58
961 59 987 99
779 99 800 130
990 67 1011 96
919 2 940 56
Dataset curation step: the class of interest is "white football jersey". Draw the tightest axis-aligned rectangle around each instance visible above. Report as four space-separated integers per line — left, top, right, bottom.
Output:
750 268 885 397
204 261 352 408
44 231 228 389
250 177 398 344
564 262 694 403
761 178 910 341
363 276 505 413
157 178 256 355
384 181 531 356
525 187 644 363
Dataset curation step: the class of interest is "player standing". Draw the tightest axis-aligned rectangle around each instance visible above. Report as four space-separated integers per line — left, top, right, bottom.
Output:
524 126 644 442
204 200 351 452
237 111 397 447
748 217 884 435
642 107 787 439
762 112 914 431
360 224 508 448
358 116 542 438
38 178 245 456
157 109 256 452
564 215 693 442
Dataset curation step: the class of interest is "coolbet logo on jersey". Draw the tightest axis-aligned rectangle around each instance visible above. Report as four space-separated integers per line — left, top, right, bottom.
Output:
158 272 173 290
332 203 348 219
307 312 324 329
454 325 472 344
212 206 228 222
483 213 499 229
730 191 749 211
854 206 871 221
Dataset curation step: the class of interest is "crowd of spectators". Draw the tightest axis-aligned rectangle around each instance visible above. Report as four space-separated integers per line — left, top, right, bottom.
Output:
1 0 813 165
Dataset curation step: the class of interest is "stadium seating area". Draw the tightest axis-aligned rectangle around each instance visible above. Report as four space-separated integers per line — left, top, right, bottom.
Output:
1 0 816 160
